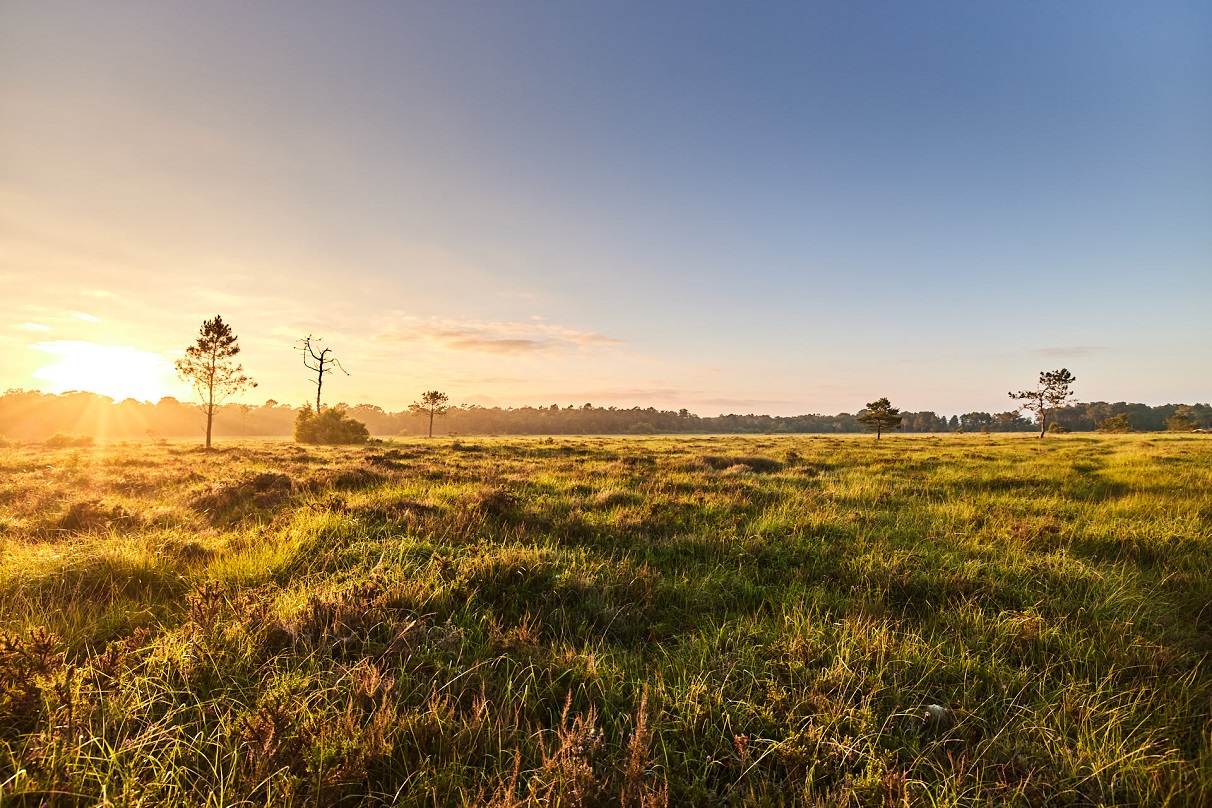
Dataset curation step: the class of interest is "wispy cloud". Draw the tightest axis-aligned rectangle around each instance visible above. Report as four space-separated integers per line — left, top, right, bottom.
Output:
1034 346 1105 357
71 311 102 322
19 322 52 331
565 387 688 402
696 397 807 411
450 375 529 385
376 318 623 355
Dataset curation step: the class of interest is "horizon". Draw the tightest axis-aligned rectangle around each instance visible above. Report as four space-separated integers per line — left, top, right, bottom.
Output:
4 385 1207 423
4 3 1209 416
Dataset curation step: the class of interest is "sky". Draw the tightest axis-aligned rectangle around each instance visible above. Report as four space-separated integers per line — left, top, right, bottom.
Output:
2 1 1209 416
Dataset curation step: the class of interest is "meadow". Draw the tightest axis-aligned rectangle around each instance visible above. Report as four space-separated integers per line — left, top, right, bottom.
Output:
0 433 1209 806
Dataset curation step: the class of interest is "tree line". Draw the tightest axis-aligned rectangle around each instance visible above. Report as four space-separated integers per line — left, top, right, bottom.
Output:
2 388 1207 443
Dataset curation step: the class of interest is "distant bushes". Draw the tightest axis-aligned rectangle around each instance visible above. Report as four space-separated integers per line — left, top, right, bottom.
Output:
45 433 94 448
4 389 1211 439
293 406 369 445
1097 413 1133 433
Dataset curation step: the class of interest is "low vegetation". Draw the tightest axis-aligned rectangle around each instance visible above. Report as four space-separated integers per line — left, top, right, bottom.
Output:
1 434 1209 805
294 406 371 445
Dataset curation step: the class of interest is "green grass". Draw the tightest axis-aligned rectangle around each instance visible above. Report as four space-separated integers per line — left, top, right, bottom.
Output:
1 434 1210 806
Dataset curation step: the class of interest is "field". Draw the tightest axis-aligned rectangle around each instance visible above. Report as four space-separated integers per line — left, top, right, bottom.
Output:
1 434 1210 806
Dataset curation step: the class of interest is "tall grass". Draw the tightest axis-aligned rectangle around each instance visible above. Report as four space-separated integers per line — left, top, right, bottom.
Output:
0 434 1209 805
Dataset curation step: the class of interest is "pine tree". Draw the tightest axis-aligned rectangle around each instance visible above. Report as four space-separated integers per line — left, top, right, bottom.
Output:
1009 369 1077 438
175 316 256 449
409 391 450 438
856 397 903 440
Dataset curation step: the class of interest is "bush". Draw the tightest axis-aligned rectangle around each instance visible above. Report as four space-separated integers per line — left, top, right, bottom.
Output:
1097 413 1132 433
294 406 369 445
45 433 94 448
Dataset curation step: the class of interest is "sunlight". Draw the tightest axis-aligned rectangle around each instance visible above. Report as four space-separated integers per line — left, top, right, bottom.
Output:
31 341 182 402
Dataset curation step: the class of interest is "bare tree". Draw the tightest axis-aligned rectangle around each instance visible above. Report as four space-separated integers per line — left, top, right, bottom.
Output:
299 336 348 412
1009 368 1077 438
175 315 256 449
409 390 450 438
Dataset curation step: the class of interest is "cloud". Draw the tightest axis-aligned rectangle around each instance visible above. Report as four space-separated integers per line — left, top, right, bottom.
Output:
1034 346 1105 357
696 397 806 410
71 311 102 322
18 323 52 331
435 335 546 355
565 387 688 402
449 375 529 385
376 318 623 355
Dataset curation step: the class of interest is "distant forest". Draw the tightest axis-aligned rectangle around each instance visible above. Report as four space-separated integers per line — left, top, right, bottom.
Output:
1 390 1208 442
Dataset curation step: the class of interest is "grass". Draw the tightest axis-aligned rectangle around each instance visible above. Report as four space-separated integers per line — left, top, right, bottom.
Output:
0 433 1210 806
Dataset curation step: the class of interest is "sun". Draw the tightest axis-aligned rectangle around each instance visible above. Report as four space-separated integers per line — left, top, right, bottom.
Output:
31 341 183 402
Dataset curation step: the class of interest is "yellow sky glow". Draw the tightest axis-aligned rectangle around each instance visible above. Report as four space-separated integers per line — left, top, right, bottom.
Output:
30 341 182 403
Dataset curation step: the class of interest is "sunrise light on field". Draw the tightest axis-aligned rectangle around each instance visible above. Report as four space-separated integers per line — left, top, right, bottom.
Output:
1 3 1211 802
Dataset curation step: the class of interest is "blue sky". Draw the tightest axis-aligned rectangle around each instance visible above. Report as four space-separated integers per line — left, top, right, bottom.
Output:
2 2 1209 414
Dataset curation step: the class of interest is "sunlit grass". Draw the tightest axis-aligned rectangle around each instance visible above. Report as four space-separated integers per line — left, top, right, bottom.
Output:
0 434 1209 805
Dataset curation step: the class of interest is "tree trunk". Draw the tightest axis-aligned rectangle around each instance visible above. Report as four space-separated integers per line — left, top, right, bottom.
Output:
1038 411 1046 438
205 383 215 449
428 409 435 438
205 360 216 449
316 361 323 413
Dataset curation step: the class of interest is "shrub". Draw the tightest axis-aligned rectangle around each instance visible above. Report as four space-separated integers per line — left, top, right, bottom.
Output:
700 455 782 473
45 433 94 448
1097 413 1132 433
294 406 369 445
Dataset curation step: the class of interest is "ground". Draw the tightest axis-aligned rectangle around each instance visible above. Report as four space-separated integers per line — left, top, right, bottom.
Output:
1 433 1209 806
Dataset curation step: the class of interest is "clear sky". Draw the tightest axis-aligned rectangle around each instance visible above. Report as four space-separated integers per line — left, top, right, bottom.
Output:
2 1 1209 416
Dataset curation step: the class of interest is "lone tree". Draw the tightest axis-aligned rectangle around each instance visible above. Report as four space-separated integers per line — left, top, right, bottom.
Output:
1009 368 1076 438
175 315 256 449
299 335 347 412
410 390 450 438
856 397 903 440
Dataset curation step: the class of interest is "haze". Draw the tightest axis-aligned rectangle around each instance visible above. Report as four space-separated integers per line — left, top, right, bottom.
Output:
2 2 1209 415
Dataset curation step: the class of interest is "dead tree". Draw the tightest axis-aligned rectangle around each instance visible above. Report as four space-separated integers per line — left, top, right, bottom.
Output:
299 335 348 412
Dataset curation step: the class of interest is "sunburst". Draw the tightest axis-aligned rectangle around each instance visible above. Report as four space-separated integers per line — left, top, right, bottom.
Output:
31 341 182 402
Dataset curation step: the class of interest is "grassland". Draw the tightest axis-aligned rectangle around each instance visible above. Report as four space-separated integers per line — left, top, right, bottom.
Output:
0 433 1210 806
